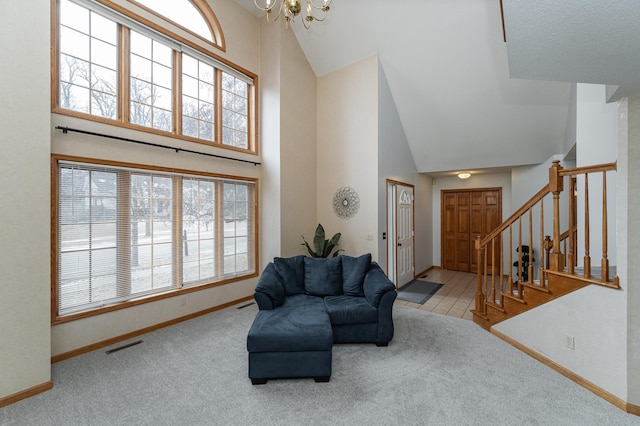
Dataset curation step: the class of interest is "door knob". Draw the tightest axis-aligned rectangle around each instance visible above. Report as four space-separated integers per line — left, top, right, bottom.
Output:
398 243 402 247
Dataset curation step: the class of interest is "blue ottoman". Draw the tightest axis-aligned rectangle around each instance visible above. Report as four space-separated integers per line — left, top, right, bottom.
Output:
247 297 333 384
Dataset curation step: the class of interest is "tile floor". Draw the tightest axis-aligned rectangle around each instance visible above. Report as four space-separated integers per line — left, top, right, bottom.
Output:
394 268 476 321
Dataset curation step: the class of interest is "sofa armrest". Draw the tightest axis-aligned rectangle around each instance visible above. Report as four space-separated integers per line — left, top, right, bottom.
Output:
253 291 275 310
363 263 396 307
376 289 397 344
254 262 286 310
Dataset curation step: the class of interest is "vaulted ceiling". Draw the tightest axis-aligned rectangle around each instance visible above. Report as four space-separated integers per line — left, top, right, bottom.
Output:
234 0 639 174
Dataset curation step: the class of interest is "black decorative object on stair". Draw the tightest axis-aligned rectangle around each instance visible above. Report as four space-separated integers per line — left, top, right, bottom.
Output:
513 245 534 283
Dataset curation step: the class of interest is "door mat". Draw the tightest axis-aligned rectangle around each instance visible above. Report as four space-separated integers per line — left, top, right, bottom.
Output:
397 280 444 304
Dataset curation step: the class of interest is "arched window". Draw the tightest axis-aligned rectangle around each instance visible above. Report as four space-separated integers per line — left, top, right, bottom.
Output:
127 0 225 52
54 0 255 152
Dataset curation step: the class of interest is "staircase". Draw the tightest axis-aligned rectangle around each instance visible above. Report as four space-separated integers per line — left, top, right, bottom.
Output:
472 161 620 330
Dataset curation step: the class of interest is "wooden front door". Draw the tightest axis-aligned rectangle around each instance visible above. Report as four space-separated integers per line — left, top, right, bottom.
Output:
442 188 502 273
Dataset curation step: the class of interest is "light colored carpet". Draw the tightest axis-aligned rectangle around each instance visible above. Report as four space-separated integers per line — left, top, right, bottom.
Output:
1 304 639 425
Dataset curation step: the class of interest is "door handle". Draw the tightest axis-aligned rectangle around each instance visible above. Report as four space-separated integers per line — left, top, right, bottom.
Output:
398 242 402 247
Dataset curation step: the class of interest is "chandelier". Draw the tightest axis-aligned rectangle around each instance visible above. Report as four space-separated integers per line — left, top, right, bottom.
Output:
254 0 332 29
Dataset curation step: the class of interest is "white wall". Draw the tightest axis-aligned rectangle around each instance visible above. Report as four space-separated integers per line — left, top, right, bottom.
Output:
317 56 379 259
494 84 628 402
0 0 52 399
564 83 577 156
431 173 512 267
575 83 618 267
414 176 434 274
620 95 640 406
376 61 433 275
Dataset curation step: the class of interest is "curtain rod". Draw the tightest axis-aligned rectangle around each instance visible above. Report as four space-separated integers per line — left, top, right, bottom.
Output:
54 126 261 166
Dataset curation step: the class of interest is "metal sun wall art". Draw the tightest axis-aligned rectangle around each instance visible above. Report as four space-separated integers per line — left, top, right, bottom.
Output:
333 186 360 219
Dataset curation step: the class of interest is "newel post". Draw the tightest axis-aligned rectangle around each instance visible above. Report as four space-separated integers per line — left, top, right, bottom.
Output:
475 236 486 315
548 160 565 272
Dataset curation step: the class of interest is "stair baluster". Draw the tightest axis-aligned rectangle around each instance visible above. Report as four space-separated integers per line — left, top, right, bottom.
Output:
472 161 620 329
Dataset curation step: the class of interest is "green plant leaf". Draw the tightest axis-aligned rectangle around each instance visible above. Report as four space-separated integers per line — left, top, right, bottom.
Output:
322 243 333 257
301 238 318 257
332 249 344 257
301 224 342 257
322 232 341 257
313 224 326 256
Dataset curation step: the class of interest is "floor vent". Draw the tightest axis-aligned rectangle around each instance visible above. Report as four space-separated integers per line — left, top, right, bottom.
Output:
105 340 143 354
237 302 255 309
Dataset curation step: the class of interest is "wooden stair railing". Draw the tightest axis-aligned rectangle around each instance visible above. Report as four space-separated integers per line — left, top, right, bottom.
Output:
472 160 620 329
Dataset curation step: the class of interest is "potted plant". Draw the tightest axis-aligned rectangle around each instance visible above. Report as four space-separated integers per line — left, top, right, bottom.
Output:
301 224 343 258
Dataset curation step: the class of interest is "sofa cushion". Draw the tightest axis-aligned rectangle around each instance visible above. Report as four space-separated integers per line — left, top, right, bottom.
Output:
247 302 333 353
273 255 306 296
304 256 343 296
282 293 324 308
254 262 286 308
324 296 378 325
341 253 371 296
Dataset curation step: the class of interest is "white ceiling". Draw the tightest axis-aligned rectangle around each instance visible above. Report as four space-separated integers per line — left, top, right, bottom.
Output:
234 1 638 174
503 0 640 102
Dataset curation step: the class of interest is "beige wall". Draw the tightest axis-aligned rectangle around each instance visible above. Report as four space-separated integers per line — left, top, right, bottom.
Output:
317 56 379 259
279 26 318 257
258 20 283 266
258 22 318 263
0 0 52 399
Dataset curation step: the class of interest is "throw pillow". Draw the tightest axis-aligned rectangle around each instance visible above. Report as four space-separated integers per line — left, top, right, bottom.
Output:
273 255 306 295
341 253 371 296
255 262 286 307
304 256 343 297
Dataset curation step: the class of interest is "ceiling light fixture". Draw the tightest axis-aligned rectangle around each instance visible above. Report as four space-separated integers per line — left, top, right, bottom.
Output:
254 0 332 29
458 172 471 179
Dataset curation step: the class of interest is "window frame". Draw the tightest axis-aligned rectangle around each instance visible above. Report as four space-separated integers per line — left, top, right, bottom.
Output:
124 0 226 52
51 154 259 324
51 0 258 155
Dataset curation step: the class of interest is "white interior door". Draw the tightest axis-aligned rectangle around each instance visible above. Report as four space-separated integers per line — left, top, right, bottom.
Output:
387 183 397 287
396 185 414 288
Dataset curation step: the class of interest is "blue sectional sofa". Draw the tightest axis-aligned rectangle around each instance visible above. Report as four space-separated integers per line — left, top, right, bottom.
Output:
247 253 397 384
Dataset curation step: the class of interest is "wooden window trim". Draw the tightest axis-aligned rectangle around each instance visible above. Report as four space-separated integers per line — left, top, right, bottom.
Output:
51 0 258 156
51 154 259 325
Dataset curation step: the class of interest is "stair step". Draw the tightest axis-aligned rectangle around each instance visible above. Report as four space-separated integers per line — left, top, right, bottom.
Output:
570 266 617 282
485 301 506 313
474 272 592 329
502 292 526 304
520 282 550 293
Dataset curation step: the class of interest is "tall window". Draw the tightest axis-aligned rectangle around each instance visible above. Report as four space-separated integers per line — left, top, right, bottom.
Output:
222 74 249 149
182 54 215 141
55 158 257 318
59 0 118 119
129 30 174 131
54 0 256 153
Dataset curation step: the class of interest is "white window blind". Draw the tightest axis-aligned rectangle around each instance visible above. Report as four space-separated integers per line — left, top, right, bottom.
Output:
57 160 256 315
